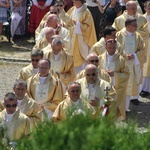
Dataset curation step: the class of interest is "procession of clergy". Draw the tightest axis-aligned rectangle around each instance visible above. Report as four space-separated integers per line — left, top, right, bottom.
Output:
0 0 150 144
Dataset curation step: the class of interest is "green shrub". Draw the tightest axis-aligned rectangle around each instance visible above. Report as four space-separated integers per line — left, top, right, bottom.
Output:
1 115 150 150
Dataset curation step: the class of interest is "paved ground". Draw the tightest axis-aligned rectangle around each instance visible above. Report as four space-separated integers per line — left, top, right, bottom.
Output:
0 35 150 129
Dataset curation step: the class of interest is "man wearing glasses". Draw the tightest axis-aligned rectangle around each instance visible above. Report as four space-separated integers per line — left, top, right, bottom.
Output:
18 49 44 81
35 14 71 50
59 0 97 75
113 1 148 40
52 82 94 122
76 64 117 118
116 18 145 110
90 26 123 56
0 92 30 142
76 53 111 84
99 39 129 120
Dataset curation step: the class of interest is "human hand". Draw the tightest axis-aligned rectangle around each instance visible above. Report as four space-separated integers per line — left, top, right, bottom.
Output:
89 97 99 107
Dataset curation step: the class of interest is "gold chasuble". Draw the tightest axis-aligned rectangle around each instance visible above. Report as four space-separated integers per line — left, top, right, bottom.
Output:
116 29 145 96
27 73 64 113
90 37 123 56
44 49 75 86
143 13 150 77
17 94 42 129
19 63 35 81
63 4 97 67
0 108 30 141
76 77 117 118
113 11 149 40
52 97 94 122
0 101 4 112
99 51 129 120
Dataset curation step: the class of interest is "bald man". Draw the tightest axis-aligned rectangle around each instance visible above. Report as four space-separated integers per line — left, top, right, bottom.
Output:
76 64 117 119
35 14 71 50
76 53 111 83
34 27 55 50
113 1 148 40
44 35 75 86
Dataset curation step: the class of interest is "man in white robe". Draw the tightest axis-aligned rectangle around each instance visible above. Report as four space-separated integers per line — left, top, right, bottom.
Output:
116 18 146 111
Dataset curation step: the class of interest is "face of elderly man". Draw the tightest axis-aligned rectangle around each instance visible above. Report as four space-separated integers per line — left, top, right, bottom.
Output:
85 65 98 84
126 1 137 16
68 83 81 102
51 36 63 55
38 59 50 77
87 54 99 67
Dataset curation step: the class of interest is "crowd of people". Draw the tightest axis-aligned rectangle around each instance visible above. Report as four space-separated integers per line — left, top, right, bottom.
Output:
0 0 150 146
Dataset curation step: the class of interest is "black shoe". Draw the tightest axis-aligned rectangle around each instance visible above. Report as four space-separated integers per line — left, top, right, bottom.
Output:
130 99 140 106
140 91 150 98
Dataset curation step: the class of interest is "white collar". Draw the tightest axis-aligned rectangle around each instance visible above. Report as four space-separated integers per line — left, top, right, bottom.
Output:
33 68 39 74
5 111 15 122
127 14 135 19
39 76 47 84
71 99 80 106
17 99 23 106
126 30 133 36
54 50 62 61
107 52 115 62
76 5 84 13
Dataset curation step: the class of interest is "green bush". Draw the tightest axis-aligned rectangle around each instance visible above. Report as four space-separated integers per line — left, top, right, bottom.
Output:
1 115 150 150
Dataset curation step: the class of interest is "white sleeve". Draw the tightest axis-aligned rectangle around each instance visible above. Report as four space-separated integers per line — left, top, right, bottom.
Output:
32 0 38 6
44 0 53 6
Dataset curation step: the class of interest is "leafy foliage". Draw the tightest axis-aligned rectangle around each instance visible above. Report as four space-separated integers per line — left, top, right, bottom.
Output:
0 115 150 150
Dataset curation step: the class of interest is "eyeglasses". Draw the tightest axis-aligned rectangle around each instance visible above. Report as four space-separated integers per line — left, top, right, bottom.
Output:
106 39 117 44
56 5 63 7
70 89 80 93
86 73 96 77
5 104 17 108
89 59 99 63
50 11 58 14
32 59 40 62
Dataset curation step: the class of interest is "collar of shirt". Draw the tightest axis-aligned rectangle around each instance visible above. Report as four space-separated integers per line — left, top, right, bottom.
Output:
17 99 23 106
33 68 39 74
125 29 133 37
54 50 62 61
39 76 47 84
106 52 115 62
127 14 135 19
5 111 15 122
71 99 80 106
76 4 84 13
